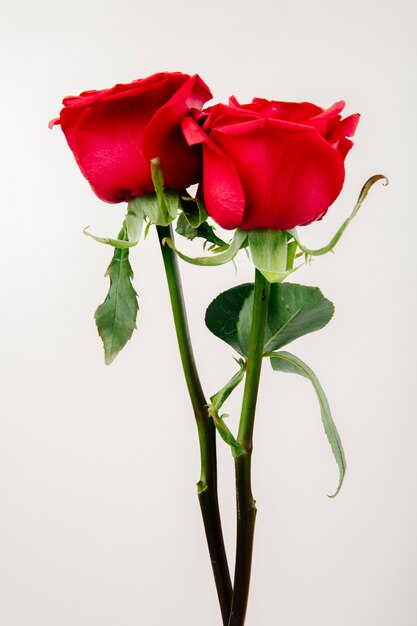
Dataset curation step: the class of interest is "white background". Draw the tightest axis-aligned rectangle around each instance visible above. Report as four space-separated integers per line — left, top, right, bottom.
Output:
0 0 416 624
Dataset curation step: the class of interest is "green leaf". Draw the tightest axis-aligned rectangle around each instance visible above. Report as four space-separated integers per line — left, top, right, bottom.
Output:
205 283 254 355
95 246 139 365
269 351 346 497
287 174 387 258
263 283 334 354
163 228 247 267
210 359 246 410
206 282 334 356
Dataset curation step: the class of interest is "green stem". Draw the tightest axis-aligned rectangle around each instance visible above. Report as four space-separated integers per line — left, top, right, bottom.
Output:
229 270 270 626
157 224 232 625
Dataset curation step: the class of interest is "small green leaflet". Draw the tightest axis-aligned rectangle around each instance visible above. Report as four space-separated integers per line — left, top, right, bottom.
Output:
210 359 246 411
95 243 139 365
206 282 334 357
269 350 346 497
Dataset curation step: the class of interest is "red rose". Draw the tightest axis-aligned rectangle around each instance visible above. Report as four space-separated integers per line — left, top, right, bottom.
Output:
182 97 359 230
50 72 212 202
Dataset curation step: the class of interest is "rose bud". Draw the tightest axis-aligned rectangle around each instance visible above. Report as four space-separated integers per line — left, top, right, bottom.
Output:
50 72 212 202
182 97 359 231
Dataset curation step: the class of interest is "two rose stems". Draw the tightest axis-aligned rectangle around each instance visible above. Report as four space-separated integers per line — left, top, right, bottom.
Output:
157 225 270 626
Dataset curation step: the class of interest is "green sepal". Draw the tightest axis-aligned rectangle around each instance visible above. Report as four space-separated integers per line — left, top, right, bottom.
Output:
207 405 241 452
83 228 138 248
152 157 182 222
287 174 387 259
138 190 181 227
269 350 346 497
286 240 298 270
134 158 181 227
163 228 247 266
176 213 228 251
126 197 145 243
83 197 145 249
210 358 246 410
205 282 334 357
248 229 304 282
95 231 139 365
180 194 208 227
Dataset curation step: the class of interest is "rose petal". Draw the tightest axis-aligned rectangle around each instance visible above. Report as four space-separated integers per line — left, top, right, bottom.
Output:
336 137 354 159
61 85 175 202
258 99 323 122
181 116 207 146
202 102 256 131
310 100 346 121
142 74 212 189
328 113 360 143
209 118 345 230
58 74 197 202
202 143 245 229
61 73 178 109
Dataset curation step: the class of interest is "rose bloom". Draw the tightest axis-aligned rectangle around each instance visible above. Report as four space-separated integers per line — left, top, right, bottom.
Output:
50 72 212 202
182 97 360 230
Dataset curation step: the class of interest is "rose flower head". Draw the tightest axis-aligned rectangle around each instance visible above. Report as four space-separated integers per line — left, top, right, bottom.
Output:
183 97 359 231
50 72 212 202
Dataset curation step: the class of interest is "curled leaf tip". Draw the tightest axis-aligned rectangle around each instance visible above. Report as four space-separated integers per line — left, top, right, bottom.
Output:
366 173 388 186
328 469 346 498
327 478 344 499
289 173 387 260
356 174 388 207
